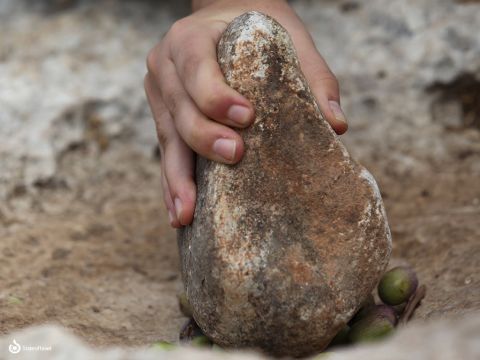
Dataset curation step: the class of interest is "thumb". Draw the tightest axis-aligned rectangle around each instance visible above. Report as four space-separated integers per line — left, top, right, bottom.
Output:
298 46 348 135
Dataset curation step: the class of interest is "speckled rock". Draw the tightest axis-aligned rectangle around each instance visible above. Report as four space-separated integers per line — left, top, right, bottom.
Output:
178 11 391 357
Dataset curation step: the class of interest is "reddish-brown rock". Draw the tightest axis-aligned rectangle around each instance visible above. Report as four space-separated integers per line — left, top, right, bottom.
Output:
178 11 392 357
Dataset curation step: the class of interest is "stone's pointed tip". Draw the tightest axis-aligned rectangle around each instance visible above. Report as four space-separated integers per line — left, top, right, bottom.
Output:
233 10 270 22
224 10 286 42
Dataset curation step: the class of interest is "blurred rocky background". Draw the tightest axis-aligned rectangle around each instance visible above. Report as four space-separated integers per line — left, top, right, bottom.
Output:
0 0 479 358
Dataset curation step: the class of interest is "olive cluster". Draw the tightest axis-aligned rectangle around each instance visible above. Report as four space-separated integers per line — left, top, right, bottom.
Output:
329 265 424 347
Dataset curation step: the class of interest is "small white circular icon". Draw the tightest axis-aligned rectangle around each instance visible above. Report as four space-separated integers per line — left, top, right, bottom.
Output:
8 339 21 354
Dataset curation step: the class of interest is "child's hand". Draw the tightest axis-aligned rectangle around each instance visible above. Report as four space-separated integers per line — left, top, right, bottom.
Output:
145 0 347 228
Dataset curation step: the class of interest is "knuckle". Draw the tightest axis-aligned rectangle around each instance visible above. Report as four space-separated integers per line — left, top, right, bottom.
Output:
155 114 169 147
182 116 209 153
327 73 339 87
322 71 339 87
180 50 201 80
169 18 190 40
181 115 200 143
146 48 158 74
199 84 224 113
310 70 339 97
153 110 174 148
315 70 337 84
143 73 152 94
146 41 169 75
169 19 182 37
155 123 170 148
163 90 181 116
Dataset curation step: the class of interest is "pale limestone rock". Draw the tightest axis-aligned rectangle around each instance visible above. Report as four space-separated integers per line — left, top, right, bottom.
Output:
1 316 480 359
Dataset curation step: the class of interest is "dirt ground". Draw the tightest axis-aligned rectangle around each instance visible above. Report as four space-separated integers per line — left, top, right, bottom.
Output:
0 144 184 346
1 124 478 349
0 0 479 353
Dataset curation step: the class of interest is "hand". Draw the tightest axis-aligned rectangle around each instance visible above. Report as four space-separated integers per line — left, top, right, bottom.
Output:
145 0 348 228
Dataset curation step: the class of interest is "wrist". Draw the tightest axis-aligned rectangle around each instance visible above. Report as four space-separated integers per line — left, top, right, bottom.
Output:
192 0 287 13
191 0 215 11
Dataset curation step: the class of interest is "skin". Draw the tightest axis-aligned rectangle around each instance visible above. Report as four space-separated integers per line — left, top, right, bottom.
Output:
145 0 348 228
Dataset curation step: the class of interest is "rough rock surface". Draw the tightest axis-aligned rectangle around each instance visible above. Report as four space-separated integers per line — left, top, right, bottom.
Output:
178 12 391 356
1 314 480 359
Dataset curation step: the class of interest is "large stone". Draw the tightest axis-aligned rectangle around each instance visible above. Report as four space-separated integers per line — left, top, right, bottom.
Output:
178 11 392 357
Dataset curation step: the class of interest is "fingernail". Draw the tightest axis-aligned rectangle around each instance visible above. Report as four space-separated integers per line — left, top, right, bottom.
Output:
174 197 183 223
227 105 252 126
329 101 347 124
168 209 175 225
213 138 236 162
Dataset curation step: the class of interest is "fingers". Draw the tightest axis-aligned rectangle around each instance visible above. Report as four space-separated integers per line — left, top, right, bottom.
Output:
145 28 249 228
162 135 196 227
161 168 181 228
144 73 196 227
168 21 255 128
293 32 348 135
153 56 245 164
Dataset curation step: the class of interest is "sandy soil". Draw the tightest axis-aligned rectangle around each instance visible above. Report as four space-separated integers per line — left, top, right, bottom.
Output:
0 145 184 346
1 123 478 349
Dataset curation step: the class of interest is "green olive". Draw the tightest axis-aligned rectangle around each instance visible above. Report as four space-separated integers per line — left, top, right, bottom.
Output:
351 304 397 326
378 266 418 305
348 316 394 343
152 341 176 350
349 294 375 325
374 304 398 326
